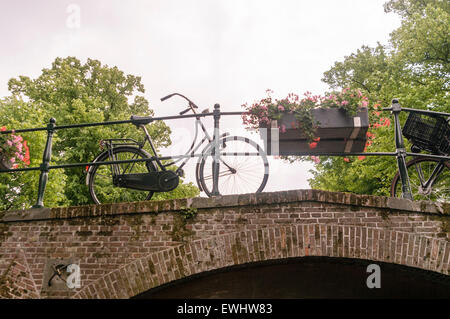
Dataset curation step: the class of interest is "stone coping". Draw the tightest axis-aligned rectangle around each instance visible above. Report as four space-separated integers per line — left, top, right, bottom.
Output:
0 189 448 223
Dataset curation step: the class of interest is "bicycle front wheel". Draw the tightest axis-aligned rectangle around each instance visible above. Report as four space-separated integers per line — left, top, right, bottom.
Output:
88 146 157 204
391 157 450 202
197 136 269 197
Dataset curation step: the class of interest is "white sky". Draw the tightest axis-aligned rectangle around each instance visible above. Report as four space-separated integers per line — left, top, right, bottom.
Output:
0 0 401 193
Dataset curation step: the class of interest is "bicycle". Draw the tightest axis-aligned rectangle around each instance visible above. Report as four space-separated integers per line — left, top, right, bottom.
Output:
390 109 449 202
85 93 269 204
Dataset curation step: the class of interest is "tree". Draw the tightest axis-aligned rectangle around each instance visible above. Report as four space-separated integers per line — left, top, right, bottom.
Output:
308 0 449 196
0 57 199 210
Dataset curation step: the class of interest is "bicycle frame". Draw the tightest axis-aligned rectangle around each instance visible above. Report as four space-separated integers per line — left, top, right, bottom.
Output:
126 111 224 173
415 160 446 192
97 99 231 198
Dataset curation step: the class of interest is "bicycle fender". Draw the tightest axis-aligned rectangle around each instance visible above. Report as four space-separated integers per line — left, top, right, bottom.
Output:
85 151 108 185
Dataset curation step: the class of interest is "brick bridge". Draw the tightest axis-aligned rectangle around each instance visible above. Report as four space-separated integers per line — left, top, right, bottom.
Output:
0 189 448 298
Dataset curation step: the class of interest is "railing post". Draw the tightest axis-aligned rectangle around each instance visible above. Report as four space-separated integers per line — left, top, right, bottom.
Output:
211 104 221 196
32 118 56 208
391 99 413 200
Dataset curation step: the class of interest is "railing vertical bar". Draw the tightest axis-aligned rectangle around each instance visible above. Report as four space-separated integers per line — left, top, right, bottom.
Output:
32 118 56 208
391 99 413 200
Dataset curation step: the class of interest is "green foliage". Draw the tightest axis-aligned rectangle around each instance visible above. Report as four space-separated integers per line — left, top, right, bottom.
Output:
310 0 449 196
0 57 199 210
178 207 198 221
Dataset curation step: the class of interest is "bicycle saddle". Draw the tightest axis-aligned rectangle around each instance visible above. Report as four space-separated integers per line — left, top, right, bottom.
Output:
130 115 153 126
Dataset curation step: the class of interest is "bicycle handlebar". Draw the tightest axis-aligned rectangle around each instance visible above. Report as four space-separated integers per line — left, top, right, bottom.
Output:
160 93 176 102
179 108 191 115
382 106 450 117
160 93 199 109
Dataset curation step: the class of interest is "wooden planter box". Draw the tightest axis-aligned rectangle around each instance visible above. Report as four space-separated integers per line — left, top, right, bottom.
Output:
259 108 369 155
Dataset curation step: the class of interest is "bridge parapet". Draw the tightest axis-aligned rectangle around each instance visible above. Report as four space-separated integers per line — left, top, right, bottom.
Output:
0 189 448 299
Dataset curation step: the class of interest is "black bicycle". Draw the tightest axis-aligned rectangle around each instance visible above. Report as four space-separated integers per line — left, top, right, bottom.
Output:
390 111 449 202
86 93 269 204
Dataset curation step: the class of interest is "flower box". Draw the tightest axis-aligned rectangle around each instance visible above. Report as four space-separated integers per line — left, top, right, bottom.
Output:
259 107 369 155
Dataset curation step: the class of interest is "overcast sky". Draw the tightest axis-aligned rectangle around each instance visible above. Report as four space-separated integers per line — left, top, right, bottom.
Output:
0 0 401 193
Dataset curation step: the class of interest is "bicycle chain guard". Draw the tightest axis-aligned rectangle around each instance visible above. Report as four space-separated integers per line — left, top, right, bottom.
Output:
114 171 179 192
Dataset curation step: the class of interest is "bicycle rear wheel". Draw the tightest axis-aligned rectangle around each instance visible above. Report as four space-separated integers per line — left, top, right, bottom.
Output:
196 136 269 197
391 157 450 202
88 146 157 204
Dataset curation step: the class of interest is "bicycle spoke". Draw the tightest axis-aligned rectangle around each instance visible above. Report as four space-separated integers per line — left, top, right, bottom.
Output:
198 136 268 196
89 147 155 204
394 158 449 202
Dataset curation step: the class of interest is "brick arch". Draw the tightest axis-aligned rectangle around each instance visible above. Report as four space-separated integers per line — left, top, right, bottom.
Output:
73 224 449 299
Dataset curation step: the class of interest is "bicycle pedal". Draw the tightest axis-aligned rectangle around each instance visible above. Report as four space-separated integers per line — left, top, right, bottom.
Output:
176 168 185 177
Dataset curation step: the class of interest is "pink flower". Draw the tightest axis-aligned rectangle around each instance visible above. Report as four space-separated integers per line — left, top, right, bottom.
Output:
361 100 368 107
311 156 320 164
16 142 22 153
13 135 23 143
280 124 286 133
341 100 349 106
9 157 15 163
278 105 285 111
6 140 12 147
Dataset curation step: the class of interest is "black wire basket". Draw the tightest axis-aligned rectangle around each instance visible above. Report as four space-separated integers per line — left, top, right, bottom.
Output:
402 112 450 155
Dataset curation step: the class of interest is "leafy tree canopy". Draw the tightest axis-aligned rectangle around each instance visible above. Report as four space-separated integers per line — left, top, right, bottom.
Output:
309 0 449 196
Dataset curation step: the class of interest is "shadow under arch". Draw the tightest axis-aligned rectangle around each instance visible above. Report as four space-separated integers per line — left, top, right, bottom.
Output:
73 224 449 299
133 256 450 299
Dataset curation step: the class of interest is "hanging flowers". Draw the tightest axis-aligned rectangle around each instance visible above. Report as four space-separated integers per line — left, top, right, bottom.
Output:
0 126 31 170
242 87 370 144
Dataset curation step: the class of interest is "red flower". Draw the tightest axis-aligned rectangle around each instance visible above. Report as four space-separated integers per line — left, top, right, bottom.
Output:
313 137 320 142
343 158 350 162
358 156 366 160
23 141 30 166
1 126 6 132
308 142 318 149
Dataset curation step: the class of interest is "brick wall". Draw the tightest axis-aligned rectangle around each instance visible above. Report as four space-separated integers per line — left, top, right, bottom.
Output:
0 189 448 299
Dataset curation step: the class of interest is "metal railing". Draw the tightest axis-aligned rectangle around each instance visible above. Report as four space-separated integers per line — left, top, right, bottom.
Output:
0 99 449 208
